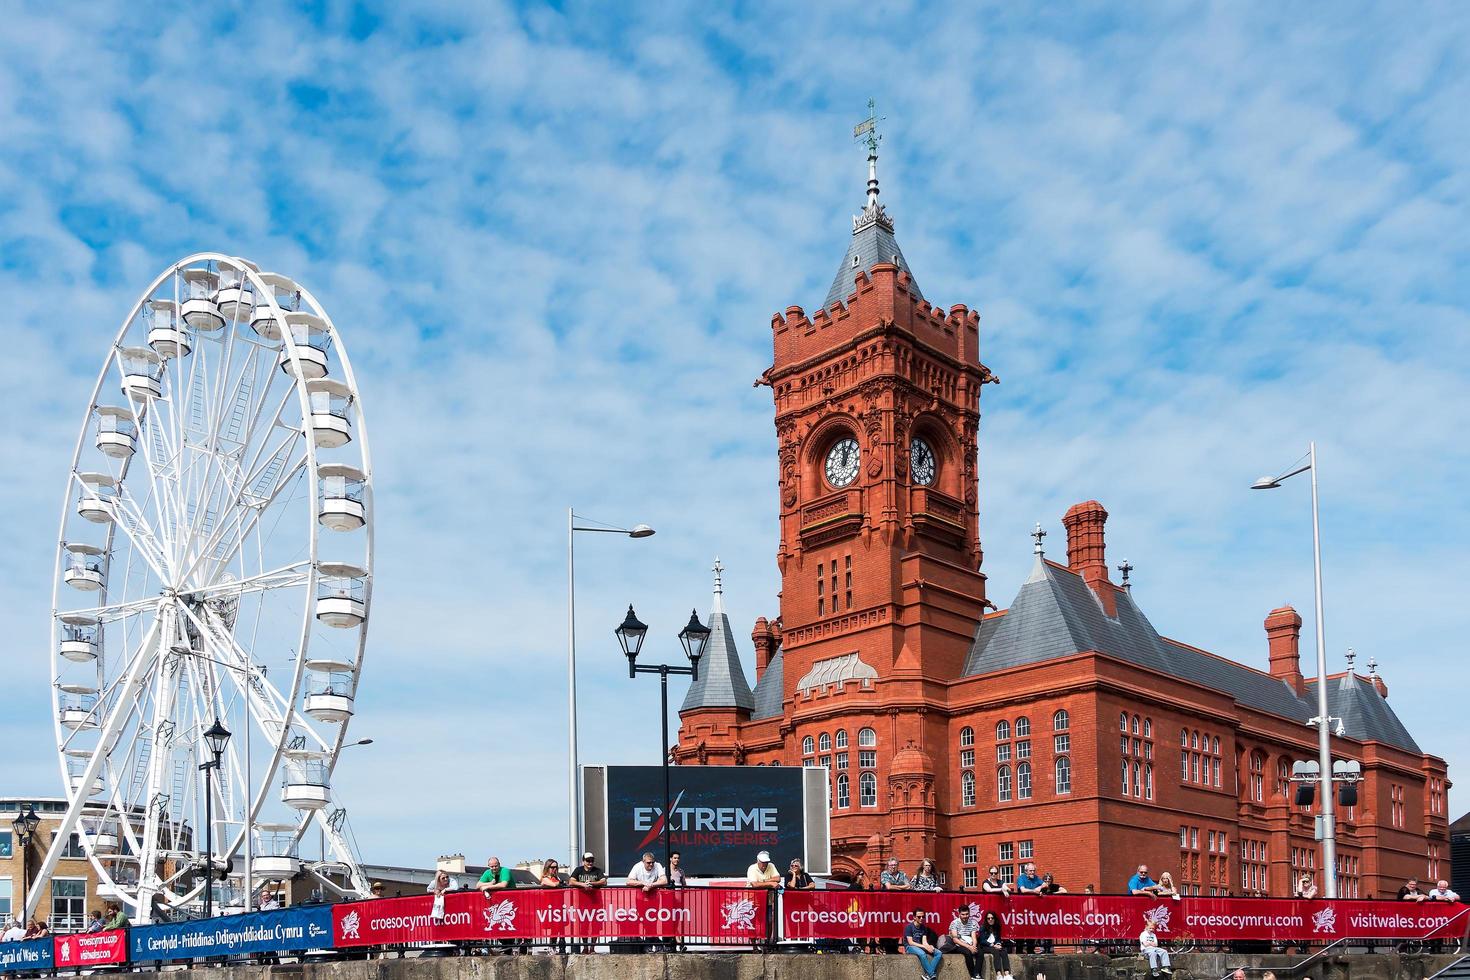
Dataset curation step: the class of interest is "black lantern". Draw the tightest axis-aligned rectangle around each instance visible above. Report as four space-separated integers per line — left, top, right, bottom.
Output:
203 718 232 759
615 604 648 664
678 609 711 672
16 803 41 842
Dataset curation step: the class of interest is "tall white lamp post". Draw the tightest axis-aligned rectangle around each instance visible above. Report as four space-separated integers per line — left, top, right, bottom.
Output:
568 510 654 864
1252 441 1337 897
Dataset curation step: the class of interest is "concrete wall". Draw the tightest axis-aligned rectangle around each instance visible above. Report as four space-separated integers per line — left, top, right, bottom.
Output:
143 951 1462 980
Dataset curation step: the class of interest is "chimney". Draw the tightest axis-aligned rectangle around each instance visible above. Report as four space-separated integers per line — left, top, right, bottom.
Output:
1062 500 1115 615
1264 605 1305 695
752 617 777 681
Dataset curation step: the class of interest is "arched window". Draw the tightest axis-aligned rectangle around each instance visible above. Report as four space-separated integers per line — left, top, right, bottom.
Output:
1120 712 1129 731
1121 759 1131 795
836 773 850 809
1145 764 1154 800
1132 714 1141 735
818 733 832 752
1055 756 1072 795
771 760 780 766
1053 710 1070 731
1017 762 1032 799
1211 736 1220 754
835 730 848 749
859 772 877 807
1133 762 1143 798
961 770 976 807
802 736 815 756
997 766 1012 802
1249 752 1265 802
1191 730 1200 749
858 727 877 747
1143 718 1152 738
996 720 1011 741
1277 759 1290 799
1015 716 1031 737
1181 728 1189 746
960 726 975 747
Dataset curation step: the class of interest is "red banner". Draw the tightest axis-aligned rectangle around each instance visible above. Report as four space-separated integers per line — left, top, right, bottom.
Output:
781 891 1470 943
333 887 770 945
53 929 128 968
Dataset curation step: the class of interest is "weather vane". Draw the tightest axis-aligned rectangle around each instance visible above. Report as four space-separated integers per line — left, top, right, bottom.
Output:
1032 523 1047 556
853 97 883 153
1117 559 1134 591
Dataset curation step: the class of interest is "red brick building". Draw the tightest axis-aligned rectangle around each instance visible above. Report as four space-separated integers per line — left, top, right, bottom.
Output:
675 146 1450 898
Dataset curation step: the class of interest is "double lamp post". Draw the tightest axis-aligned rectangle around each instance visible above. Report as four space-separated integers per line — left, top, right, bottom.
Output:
11 804 42 924
615 605 710 872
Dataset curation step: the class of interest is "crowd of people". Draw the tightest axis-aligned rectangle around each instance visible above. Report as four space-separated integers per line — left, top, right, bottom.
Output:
1 902 129 943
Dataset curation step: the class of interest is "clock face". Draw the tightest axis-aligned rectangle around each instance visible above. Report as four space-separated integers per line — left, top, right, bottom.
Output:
825 437 861 488
910 437 936 486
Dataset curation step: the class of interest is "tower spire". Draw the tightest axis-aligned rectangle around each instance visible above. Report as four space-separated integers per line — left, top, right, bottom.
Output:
712 557 725 614
823 98 922 309
1032 522 1047 556
851 98 891 233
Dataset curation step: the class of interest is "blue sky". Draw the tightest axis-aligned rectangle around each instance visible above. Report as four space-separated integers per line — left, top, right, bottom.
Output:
2 1 1467 868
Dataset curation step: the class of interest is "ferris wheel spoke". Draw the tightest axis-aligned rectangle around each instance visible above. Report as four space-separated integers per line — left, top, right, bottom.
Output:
110 488 175 580
183 456 309 588
107 358 179 563
190 561 312 599
58 592 166 625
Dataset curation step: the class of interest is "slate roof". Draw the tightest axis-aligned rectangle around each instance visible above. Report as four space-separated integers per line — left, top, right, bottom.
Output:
680 607 754 713
823 212 923 310
965 556 1423 753
751 648 784 720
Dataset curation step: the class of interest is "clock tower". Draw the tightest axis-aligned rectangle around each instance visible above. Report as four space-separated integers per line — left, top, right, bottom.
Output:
759 132 996 710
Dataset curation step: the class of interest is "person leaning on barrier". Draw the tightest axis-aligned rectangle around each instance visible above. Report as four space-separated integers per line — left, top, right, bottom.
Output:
746 851 781 890
1398 877 1429 902
1 920 24 943
668 851 688 888
1294 873 1318 899
85 910 105 934
370 881 386 899
981 866 1010 895
568 853 607 954
103 902 130 930
940 904 983 979
1430 880 1460 902
881 858 911 891
913 859 942 892
1128 864 1163 897
479 857 516 893
787 858 816 890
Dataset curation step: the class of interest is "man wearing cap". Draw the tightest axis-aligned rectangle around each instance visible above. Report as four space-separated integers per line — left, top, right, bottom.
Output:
370 882 386 898
746 851 781 890
568 853 606 954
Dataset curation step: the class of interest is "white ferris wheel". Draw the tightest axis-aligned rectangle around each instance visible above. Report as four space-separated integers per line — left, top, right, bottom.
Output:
32 253 374 922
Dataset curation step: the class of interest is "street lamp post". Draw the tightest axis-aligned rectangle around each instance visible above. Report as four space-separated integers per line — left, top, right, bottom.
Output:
616 605 711 871
1252 441 1337 897
568 511 654 864
12 804 41 925
200 719 232 918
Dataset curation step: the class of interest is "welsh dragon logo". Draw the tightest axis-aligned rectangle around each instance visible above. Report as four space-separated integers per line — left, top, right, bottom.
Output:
482 899 517 931
1311 907 1337 934
721 897 758 931
1144 905 1172 932
340 909 361 940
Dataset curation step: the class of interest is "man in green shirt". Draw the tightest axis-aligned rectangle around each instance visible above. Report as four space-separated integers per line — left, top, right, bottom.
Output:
477 856 516 891
477 857 520 953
